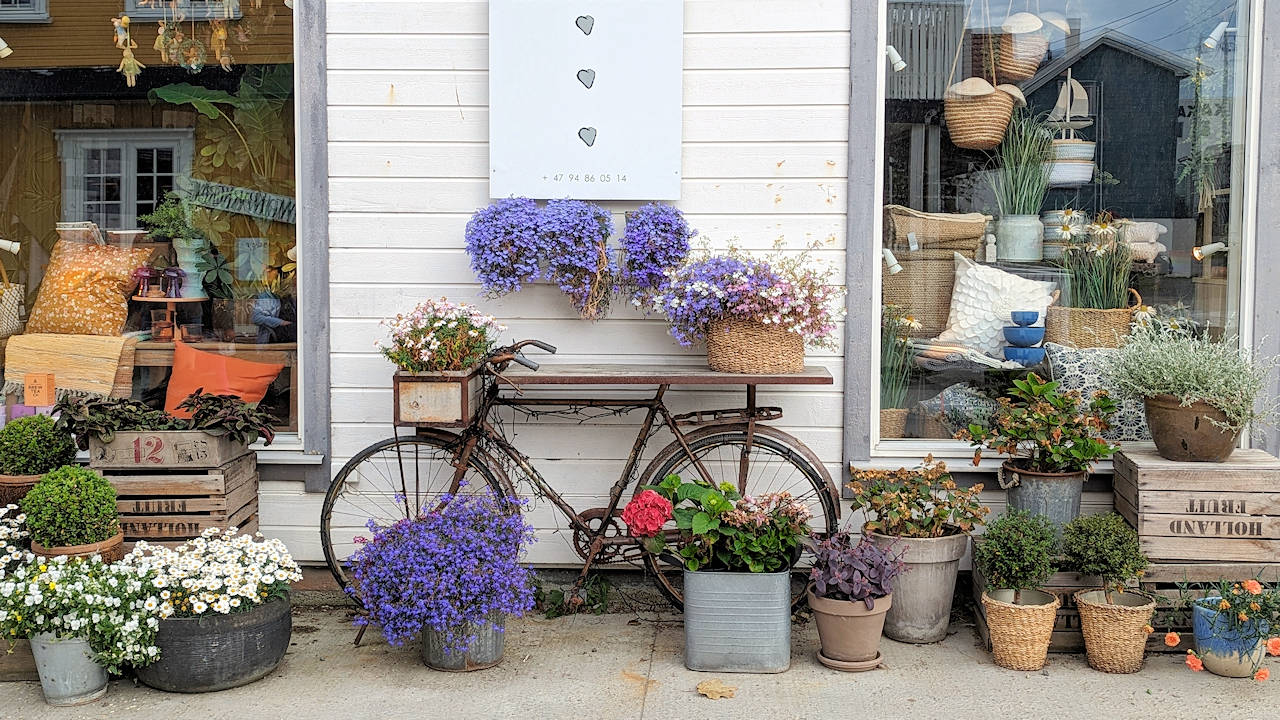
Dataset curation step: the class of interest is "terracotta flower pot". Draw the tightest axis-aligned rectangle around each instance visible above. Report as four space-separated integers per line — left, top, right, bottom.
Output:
1143 394 1238 462
807 586 890 671
31 531 125 564
0 473 40 507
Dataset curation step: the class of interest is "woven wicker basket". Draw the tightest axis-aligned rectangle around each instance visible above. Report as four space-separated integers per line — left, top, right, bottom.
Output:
944 90 1016 151
997 32 1048 83
706 318 804 374
882 248 974 339
1075 590 1156 674
981 590 1060 671
1044 288 1141 349
879 408 909 439
884 205 988 254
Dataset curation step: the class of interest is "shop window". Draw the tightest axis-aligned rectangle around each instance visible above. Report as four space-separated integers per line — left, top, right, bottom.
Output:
55 130 194 230
0 0 49 23
879 2 1252 446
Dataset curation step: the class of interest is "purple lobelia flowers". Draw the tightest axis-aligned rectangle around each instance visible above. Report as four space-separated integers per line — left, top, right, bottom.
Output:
465 197 544 295
349 490 535 655
540 199 617 320
620 203 695 301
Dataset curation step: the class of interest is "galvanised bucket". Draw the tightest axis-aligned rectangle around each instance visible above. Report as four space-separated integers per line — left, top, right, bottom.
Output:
1002 461 1085 537
683 569 791 673
29 633 108 706
422 615 506 671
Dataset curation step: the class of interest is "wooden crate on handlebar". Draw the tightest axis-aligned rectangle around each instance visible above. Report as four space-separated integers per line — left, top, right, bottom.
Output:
393 368 485 428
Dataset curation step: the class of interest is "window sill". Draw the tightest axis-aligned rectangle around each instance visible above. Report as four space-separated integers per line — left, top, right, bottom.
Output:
0 14 51 23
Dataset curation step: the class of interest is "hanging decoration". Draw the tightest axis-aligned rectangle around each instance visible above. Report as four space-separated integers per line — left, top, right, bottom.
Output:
112 15 145 88
209 19 234 71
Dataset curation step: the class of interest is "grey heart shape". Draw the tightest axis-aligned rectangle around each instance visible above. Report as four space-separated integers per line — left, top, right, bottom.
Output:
577 69 596 89
575 15 594 35
578 127 597 147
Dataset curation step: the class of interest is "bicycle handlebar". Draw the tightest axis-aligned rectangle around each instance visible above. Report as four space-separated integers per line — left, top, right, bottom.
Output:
511 355 540 370
487 339 556 372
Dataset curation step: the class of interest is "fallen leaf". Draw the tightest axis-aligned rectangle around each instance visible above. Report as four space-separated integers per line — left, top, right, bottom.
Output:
696 679 737 700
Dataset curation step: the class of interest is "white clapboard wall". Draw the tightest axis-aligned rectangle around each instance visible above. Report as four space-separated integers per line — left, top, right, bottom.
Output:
261 0 854 565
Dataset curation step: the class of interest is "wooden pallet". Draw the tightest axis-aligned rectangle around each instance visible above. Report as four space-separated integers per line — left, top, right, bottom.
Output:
103 452 259 550
971 561 1280 654
1114 448 1280 562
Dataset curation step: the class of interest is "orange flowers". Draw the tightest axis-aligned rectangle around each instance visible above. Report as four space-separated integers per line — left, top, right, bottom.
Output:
1164 632 1181 647
1267 638 1280 656
1219 598 1232 610
1185 651 1204 672
1244 579 1264 595
1239 612 1250 623
1255 668 1270 682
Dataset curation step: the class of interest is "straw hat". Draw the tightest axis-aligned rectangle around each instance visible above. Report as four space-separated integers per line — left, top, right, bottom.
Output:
1002 12 1044 34
1040 11 1070 34
996 84 1027 107
946 77 996 99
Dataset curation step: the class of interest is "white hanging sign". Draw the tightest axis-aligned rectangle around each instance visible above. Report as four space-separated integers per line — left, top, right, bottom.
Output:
488 0 683 200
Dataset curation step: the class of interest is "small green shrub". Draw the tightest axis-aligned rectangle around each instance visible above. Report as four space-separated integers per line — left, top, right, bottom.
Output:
20 466 119 547
1062 512 1148 602
0 415 77 476
974 510 1057 602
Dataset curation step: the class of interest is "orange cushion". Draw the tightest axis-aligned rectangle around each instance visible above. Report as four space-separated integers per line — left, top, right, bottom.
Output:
26 240 152 335
164 341 284 417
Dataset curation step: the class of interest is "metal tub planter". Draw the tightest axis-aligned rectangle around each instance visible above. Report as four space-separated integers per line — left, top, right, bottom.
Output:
422 616 506 671
136 597 292 693
29 633 109 706
683 569 791 673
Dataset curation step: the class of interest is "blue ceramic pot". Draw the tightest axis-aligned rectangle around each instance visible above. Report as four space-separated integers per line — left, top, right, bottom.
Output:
1010 311 1039 327
1004 346 1046 366
1193 599 1268 677
1003 326 1045 347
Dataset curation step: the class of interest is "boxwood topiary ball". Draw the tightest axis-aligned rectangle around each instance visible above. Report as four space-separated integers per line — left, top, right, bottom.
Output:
20 466 119 548
0 415 77 476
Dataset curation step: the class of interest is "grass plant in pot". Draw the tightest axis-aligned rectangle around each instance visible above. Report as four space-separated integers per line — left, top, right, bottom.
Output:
880 305 919 438
1106 322 1278 462
20 466 123 563
1168 579 1280 680
989 110 1052 262
973 510 1060 671
1062 512 1154 674
624 474 811 673
650 244 844 374
958 373 1116 535
807 532 905 671
0 415 77 506
121 527 303 691
349 490 535 672
849 456 988 643
1044 216 1138 349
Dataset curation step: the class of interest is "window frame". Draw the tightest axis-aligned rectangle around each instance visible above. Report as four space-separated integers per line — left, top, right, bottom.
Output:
124 0 242 22
54 128 195 230
0 0 50 23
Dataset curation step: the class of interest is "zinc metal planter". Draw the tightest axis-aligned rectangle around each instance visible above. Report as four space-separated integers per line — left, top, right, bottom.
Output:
867 530 968 643
1001 461 1085 536
29 633 108 706
683 569 791 673
422 615 506 671
136 597 292 693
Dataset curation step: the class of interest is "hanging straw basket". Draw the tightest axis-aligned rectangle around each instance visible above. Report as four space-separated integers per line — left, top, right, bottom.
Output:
944 79 1024 151
981 590 1060 671
706 318 804 374
996 13 1048 83
1044 288 1141 349
884 205 988 254
882 248 974 339
1074 590 1157 674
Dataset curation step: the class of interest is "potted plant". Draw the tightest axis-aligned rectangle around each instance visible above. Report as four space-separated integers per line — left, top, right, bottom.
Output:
1044 215 1139 349
120 527 302 691
0 415 77 505
624 474 811 673
0 553 161 706
20 466 123 563
957 373 1116 534
649 244 844 374
806 531 905 671
348 491 534 671
1106 324 1278 462
1165 579 1280 680
848 455 988 643
880 305 919 438
1062 512 1154 674
973 510 1060 671
990 110 1052 261
140 192 206 299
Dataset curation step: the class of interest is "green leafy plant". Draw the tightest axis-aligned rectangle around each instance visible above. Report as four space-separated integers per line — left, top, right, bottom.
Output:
54 392 276 450
957 373 1117 474
196 249 234 299
1106 326 1279 431
1061 513 1148 603
138 192 199 241
848 455 989 538
989 110 1052 216
973 510 1057 603
534 574 611 619
0 415 77 476
880 305 917 409
20 466 119 547
178 392 277 446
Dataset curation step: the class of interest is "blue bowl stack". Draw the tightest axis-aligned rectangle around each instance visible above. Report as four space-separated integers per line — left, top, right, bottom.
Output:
1003 311 1045 365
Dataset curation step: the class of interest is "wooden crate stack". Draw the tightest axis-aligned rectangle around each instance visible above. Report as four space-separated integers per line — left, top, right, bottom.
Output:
90 431 259 550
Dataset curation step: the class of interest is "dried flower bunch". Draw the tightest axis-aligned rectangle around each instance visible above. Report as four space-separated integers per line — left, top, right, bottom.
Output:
650 243 845 348
377 297 506 373
1166 578 1280 681
540 199 617 320
808 531 905 609
848 455 988 538
121 527 302 619
620 203 695 299
957 373 1117 474
349 490 535 654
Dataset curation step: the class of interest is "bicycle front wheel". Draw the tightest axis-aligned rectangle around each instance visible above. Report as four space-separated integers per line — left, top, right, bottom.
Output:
635 425 839 611
320 431 512 597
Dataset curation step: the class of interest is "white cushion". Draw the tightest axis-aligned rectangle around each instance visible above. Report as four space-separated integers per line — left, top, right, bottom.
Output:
935 253 1057 356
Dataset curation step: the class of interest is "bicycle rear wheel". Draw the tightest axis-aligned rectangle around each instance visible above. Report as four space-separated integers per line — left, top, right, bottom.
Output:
636 425 839 611
320 431 512 597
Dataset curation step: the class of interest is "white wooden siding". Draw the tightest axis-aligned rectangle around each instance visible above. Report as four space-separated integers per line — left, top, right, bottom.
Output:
263 0 853 564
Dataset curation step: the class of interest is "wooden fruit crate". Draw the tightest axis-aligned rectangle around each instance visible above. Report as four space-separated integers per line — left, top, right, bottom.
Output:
972 561 1280 653
90 430 250 470
104 453 259 550
1114 448 1280 562
393 368 484 428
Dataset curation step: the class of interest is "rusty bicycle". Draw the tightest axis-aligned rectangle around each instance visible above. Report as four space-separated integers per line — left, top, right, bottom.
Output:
320 338 840 610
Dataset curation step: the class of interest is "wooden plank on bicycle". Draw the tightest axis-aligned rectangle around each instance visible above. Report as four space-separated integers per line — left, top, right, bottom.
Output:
499 363 833 386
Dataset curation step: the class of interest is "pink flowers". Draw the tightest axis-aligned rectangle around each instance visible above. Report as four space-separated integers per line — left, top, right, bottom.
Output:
621 490 674 538
378 297 506 372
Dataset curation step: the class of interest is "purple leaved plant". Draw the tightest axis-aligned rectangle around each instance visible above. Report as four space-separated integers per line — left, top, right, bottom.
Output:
465 197 545 295
349 490 535 655
809 532 906 609
620 203 695 300
540 199 617 320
